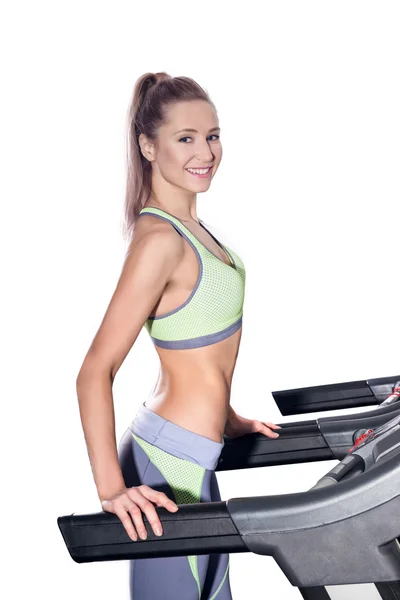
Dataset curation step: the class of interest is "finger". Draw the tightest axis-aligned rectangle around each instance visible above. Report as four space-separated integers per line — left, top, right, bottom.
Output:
128 487 164 536
124 499 148 540
262 425 279 438
124 493 151 538
139 484 179 512
252 420 265 433
112 503 138 542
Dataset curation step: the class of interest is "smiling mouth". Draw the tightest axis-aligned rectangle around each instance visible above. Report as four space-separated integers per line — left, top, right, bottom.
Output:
186 167 213 176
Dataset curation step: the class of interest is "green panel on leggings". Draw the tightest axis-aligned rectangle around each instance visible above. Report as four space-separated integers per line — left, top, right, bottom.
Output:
132 433 206 599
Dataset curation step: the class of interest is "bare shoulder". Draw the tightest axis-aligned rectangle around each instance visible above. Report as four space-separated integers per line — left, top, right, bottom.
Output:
133 212 178 235
125 212 184 266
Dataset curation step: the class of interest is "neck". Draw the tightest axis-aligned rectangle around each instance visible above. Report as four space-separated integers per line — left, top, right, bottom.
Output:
146 195 199 223
147 173 199 222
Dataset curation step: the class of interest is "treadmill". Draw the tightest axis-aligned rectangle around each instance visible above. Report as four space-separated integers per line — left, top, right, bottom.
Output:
58 375 400 599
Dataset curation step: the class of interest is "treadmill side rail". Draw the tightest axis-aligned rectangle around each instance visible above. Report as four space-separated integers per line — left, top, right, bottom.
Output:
58 502 247 564
272 375 400 416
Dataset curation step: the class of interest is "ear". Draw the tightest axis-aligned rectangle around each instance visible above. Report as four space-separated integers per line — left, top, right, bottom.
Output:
138 133 155 162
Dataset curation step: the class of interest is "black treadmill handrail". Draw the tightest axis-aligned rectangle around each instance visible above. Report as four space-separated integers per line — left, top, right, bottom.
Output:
272 375 400 416
216 402 400 470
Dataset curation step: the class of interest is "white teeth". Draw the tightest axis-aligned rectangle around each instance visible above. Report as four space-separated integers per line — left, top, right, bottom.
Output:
187 167 211 174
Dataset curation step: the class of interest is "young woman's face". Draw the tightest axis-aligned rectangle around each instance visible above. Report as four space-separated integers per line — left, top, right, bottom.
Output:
152 100 223 192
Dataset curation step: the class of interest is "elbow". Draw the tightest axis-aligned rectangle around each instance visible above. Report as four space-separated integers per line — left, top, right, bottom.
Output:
76 369 90 394
76 362 91 388
76 357 113 390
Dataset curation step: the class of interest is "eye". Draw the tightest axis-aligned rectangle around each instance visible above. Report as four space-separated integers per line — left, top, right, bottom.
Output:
178 135 220 143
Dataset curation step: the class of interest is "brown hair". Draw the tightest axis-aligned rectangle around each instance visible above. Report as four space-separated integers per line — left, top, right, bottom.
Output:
122 72 216 242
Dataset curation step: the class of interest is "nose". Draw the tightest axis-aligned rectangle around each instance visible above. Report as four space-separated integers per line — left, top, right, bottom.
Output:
195 138 215 162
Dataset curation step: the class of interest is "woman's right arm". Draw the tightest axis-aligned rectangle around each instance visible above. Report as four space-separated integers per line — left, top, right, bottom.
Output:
76 220 184 541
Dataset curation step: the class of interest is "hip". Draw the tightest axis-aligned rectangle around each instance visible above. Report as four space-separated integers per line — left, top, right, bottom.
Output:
129 402 225 471
145 391 229 442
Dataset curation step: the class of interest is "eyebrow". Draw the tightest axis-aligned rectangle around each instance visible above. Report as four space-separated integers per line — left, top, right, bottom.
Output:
174 127 221 135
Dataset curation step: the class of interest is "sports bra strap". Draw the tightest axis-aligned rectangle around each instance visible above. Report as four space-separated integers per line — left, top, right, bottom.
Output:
138 207 205 254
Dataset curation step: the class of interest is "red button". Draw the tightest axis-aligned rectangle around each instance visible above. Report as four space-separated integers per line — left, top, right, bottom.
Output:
348 429 373 453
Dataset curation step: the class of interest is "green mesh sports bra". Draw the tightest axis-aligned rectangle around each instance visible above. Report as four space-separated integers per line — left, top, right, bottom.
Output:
138 207 246 350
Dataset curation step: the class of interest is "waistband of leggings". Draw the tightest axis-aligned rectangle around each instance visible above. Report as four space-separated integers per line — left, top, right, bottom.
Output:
128 402 225 471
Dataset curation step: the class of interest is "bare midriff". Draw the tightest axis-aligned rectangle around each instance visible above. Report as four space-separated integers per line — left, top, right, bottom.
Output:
145 325 242 443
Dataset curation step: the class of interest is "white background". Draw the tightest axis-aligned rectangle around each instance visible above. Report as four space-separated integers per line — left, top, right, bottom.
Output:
1 1 399 598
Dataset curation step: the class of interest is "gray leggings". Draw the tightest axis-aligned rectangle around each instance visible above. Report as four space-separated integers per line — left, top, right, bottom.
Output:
117 402 233 600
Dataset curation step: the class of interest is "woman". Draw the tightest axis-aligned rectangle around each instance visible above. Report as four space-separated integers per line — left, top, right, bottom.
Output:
76 72 281 599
